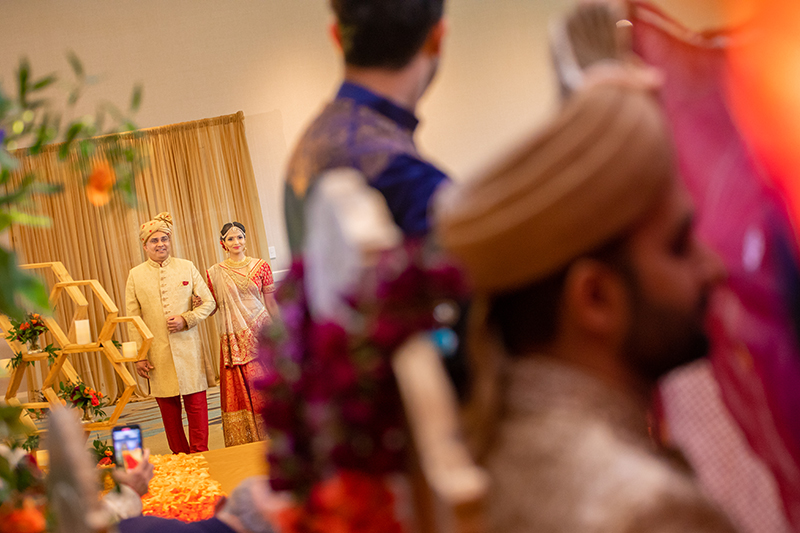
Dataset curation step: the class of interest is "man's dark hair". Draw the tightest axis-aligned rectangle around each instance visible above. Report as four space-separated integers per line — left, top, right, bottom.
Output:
488 234 633 357
331 0 445 69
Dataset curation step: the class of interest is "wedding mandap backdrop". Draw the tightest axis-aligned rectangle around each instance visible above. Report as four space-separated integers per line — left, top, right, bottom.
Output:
5 111 270 401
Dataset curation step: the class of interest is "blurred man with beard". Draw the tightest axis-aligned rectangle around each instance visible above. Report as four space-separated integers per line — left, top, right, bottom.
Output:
435 68 738 532
284 0 449 254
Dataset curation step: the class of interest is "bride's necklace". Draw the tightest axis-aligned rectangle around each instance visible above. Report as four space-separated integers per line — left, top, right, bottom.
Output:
224 256 250 269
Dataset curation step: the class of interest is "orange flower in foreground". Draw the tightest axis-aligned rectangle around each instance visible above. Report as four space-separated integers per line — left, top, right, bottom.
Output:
86 162 116 207
0 499 47 533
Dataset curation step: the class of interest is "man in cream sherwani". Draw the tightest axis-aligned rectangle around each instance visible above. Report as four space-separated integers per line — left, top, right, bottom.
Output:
126 212 216 454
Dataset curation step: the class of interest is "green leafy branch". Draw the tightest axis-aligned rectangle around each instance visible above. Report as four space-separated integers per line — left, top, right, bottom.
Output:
21 434 39 452
0 53 144 320
10 344 59 369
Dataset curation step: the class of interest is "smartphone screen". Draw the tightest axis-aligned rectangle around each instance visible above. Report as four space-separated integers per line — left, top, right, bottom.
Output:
112 424 143 471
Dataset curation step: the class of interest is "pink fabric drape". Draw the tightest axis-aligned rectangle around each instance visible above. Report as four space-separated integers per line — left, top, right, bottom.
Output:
631 2 800 529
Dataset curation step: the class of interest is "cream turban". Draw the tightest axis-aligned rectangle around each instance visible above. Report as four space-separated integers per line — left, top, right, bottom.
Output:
139 212 173 244
435 72 674 293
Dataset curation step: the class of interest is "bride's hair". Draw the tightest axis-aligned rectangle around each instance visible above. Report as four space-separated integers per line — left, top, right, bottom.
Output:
220 221 246 239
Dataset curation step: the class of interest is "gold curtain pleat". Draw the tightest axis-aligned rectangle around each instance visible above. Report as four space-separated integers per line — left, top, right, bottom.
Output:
6 111 269 403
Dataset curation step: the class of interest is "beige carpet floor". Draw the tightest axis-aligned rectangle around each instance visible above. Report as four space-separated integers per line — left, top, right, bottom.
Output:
86 386 226 455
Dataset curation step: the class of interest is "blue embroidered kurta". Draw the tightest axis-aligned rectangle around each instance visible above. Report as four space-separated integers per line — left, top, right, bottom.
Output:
284 82 449 253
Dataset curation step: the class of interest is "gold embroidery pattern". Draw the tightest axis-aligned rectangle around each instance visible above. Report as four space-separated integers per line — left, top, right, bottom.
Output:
220 311 270 367
224 256 250 269
219 258 270 294
286 97 419 200
222 409 266 447
220 259 256 293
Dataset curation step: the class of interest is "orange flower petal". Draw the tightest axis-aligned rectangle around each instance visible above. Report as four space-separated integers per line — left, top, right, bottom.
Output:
85 162 117 206
86 185 111 207
141 454 225 522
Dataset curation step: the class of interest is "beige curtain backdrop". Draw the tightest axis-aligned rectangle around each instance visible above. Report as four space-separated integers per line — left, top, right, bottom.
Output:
6 111 270 403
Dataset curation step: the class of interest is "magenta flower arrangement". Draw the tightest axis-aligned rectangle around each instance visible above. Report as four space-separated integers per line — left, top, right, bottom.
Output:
257 241 467 504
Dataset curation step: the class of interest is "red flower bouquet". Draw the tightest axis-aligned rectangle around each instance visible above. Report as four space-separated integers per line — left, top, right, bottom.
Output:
5 314 48 352
58 381 108 421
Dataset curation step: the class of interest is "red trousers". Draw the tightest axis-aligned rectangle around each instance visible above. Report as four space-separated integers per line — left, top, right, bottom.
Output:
155 391 209 454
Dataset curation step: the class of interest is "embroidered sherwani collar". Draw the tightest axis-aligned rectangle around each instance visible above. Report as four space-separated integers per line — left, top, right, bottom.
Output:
337 81 420 132
146 256 172 268
504 356 653 448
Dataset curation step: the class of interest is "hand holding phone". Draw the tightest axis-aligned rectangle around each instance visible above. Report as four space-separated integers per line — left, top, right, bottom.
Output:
112 424 144 471
112 448 153 496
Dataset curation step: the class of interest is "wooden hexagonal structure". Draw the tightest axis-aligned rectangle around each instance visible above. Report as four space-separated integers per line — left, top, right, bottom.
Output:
94 316 153 429
2 262 82 411
2 262 153 431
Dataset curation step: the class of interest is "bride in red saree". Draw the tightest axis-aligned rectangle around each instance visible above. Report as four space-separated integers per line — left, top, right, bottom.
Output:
207 221 280 446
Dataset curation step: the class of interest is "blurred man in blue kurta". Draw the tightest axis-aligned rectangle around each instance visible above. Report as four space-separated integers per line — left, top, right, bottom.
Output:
284 0 449 253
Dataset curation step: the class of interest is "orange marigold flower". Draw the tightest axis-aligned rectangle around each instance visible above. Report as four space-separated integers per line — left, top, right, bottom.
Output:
86 162 116 207
2 498 47 533
105 449 113 456
143 454 225 522
98 391 104 398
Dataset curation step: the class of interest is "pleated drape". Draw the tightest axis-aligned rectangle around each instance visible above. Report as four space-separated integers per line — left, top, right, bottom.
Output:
6 111 270 402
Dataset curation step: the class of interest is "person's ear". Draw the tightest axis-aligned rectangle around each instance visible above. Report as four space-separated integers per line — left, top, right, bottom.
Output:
423 18 447 56
562 258 628 336
330 21 343 51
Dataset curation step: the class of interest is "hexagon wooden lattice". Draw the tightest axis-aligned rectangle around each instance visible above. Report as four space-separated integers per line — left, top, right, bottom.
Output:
2 262 82 411
2 262 153 431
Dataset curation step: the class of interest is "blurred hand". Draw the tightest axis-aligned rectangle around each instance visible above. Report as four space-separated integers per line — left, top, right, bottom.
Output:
135 360 154 379
167 315 187 333
192 295 203 309
113 449 154 496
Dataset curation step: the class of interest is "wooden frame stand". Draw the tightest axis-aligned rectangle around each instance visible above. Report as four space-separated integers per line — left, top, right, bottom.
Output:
1 262 153 431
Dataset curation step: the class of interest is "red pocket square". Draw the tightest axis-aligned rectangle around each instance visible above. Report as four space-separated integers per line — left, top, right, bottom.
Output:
182 281 189 286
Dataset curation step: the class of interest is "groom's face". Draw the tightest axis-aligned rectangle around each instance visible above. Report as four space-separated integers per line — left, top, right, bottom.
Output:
144 231 171 263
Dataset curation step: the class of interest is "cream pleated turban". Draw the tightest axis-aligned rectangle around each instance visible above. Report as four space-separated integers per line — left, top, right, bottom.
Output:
139 212 173 244
435 70 674 293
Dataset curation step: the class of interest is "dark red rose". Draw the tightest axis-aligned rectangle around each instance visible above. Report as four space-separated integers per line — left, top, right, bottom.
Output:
182 281 189 286
340 397 375 425
370 318 408 350
328 357 359 391
263 398 296 430
331 443 360 469
377 265 424 302
310 323 348 362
